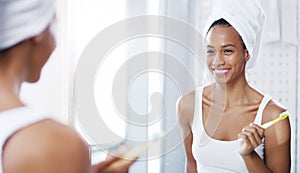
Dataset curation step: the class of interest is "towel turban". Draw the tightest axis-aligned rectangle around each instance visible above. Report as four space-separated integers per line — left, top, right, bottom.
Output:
203 0 266 70
0 0 56 51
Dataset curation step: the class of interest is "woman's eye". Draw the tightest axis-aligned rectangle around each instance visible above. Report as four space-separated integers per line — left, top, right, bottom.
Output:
224 49 233 54
206 50 214 54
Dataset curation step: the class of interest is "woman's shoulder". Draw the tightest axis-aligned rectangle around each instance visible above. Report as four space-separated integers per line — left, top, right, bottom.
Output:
262 98 290 140
262 98 290 163
250 85 287 123
263 98 287 123
2 119 90 173
177 84 214 110
176 84 213 125
176 89 196 126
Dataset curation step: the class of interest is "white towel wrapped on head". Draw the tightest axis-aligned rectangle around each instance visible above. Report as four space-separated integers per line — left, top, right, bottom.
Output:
0 0 56 51
203 0 266 70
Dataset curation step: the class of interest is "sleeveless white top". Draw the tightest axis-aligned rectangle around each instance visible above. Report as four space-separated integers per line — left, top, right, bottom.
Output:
191 86 271 173
0 107 51 173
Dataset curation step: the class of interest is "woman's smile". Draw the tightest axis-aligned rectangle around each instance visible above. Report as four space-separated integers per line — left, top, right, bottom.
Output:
212 68 231 77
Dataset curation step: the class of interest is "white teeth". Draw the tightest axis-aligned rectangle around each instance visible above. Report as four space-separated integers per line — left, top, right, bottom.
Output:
214 69 229 75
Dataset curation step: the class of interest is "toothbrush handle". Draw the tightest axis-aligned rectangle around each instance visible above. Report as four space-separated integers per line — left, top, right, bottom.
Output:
122 142 150 160
261 121 273 129
261 116 283 129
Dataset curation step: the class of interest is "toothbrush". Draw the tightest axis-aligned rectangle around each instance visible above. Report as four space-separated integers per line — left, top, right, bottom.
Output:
261 112 289 129
121 141 151 160
122 132 165 160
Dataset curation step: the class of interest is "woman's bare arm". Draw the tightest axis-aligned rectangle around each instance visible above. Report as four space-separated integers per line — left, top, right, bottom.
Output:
177 91 197 173
239 101 291 173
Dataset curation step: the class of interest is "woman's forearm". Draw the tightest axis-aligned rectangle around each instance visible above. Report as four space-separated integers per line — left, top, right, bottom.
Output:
241 151 272 173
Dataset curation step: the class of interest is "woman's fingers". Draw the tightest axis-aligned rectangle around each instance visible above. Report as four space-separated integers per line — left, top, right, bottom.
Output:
104 157 136 173
93 145 137 173
250 123 265 138
243 126 262 146
238 123 265 156
92 156 119 172
238 133 251 155
93 157 135 173
106 145 130 160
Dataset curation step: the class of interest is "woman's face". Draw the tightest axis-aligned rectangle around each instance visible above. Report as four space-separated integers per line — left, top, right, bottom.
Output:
206 25 248 84
27 24 56 83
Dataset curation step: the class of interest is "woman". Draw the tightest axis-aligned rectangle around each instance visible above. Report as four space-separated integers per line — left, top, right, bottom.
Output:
177 0 291 172
0 1 134 173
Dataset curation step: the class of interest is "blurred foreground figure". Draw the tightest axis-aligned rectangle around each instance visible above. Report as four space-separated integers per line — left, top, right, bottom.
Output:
0 1 135 173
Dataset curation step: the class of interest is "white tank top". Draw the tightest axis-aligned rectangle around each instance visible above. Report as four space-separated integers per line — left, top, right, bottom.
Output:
0 107 51 173
191 86 271 173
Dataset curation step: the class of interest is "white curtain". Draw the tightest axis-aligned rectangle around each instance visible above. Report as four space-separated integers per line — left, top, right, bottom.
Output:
261 0 297 45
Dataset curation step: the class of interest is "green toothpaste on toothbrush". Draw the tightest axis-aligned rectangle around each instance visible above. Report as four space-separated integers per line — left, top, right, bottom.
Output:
261 112 289 129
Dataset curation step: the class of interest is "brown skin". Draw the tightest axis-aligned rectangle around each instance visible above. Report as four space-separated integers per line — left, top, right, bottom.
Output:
1 26 135 173
177 25 290 173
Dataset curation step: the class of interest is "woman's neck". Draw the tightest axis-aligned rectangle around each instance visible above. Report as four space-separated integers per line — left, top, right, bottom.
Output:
0 74 24 110
0 47 28 111
213 76 252 108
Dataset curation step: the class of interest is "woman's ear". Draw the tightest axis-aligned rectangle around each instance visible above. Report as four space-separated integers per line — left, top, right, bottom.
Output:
244 49 250 62
30 29 47 45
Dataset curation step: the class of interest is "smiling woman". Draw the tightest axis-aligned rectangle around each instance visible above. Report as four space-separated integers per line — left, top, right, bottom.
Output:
177 0 291 172
206 19 249 84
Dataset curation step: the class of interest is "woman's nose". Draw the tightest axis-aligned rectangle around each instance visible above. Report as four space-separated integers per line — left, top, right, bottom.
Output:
212 53 225 66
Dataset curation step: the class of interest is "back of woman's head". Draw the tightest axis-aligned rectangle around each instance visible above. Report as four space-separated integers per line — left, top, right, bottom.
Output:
0 0 56 52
